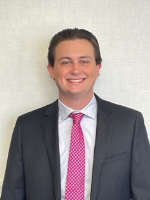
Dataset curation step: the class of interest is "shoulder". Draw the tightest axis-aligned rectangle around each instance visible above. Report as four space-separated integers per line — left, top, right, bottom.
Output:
95 94 142 119
18 99 58 122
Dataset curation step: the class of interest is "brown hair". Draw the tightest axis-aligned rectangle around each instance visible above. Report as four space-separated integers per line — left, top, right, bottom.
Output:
48 28 102 67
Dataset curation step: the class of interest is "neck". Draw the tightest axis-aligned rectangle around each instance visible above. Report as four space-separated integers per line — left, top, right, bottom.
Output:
59 93 94 110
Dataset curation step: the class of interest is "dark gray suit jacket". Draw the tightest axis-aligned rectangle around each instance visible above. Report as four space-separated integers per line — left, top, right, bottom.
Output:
1 95 150 200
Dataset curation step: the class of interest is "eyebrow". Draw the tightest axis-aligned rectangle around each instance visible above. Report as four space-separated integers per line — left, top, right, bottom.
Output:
58 57 72 61
80 56 92 59
58 56 92 61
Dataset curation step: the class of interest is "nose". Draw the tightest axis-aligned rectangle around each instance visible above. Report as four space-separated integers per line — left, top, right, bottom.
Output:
70 62 81 74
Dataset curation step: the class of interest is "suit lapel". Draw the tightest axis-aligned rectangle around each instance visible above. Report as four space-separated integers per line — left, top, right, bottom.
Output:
42 100 61 200
90 96 114 200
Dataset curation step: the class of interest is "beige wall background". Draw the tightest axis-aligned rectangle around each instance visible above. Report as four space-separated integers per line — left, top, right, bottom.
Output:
0 0 150 194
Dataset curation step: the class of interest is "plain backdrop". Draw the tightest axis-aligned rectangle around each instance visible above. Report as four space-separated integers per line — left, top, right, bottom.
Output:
0 0 150 194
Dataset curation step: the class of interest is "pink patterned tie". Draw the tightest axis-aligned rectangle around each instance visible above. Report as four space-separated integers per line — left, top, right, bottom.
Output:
65 113 85 200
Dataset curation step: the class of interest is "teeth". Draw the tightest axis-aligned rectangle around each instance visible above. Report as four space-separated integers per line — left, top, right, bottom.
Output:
69 79 84 83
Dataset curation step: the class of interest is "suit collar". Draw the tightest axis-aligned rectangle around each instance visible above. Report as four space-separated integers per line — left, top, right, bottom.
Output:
44 99 58 117
94 94 112 116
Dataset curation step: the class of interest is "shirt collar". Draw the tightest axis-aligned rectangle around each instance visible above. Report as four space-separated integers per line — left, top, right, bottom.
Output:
58 95 97 121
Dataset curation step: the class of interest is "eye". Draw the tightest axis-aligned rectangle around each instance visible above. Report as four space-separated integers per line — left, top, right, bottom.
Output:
80 60 89 64
61 61 71 65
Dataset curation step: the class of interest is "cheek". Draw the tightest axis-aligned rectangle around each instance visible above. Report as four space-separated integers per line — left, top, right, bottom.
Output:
90 70 99 77
54 69 67 80
58 68 70 76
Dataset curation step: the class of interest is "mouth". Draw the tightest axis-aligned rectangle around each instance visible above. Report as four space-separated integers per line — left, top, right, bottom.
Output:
67 78 86 83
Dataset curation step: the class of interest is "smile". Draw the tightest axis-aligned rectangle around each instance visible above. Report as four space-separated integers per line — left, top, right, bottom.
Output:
67 78 85 83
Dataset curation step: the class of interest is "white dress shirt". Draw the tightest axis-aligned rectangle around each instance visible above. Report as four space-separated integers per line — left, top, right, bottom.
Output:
58 95 97 200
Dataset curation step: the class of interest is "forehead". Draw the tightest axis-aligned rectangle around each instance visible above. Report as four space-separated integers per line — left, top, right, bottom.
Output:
55 39 95 58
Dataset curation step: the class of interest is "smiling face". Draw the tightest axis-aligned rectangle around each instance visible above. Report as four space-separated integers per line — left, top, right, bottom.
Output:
47 39 101 105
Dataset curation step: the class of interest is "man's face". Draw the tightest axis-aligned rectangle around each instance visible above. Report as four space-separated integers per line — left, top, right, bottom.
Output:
47 39 101 102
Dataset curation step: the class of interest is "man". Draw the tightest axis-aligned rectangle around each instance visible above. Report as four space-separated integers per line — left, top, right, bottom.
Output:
1 28 150 200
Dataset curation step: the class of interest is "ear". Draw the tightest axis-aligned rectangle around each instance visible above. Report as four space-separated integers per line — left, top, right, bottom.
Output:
97 63 102 76
47 64 55 79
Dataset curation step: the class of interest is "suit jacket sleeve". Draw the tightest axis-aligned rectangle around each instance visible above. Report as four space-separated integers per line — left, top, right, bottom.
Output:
1 117 26 200
131 112 150 199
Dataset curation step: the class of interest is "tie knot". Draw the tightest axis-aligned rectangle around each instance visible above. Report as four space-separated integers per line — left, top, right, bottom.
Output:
69 113 84 124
